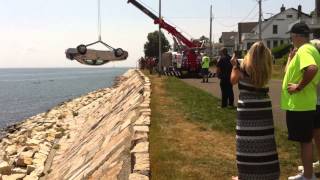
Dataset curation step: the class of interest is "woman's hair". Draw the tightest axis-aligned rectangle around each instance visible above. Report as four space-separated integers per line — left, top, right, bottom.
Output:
240 41 272 88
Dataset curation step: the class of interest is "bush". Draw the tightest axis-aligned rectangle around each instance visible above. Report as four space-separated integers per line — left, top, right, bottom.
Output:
271 43 292 59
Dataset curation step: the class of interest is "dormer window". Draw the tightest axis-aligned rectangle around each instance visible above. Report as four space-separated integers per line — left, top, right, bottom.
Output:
287 14 293 18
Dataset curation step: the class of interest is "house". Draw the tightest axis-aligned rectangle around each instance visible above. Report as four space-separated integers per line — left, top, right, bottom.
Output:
212 42 223 56
219 31 239 54
241 5 312 50
307 0 320 38
238 22 258 45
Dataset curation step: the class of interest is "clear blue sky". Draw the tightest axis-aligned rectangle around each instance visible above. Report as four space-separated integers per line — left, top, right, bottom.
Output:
0 0 313 67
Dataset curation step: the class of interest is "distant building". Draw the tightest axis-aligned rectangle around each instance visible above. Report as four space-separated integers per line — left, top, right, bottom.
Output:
212 43 223 56
241 4 312 50
307 0 320 38
238 22 258 45
219 31 239 54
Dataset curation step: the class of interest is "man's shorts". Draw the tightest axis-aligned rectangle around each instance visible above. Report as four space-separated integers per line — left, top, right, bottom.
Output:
286 110 316 143
315 105 320 128
201 68 209 75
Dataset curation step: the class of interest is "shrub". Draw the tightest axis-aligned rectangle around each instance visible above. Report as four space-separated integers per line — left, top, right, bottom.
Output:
271 43 292 59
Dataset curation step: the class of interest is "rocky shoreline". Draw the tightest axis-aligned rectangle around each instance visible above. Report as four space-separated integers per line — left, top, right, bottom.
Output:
0 69 151 180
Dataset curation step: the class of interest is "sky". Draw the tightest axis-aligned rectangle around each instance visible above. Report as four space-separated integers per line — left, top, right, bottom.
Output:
0 0 314 68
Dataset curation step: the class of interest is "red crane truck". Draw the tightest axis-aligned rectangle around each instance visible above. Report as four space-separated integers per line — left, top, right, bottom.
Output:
127 0 203 77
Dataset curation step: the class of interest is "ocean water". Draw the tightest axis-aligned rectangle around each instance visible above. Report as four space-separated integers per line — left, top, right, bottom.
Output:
0 68 129 128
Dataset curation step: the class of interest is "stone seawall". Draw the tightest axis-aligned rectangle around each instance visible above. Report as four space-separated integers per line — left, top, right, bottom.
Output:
0 69 151 180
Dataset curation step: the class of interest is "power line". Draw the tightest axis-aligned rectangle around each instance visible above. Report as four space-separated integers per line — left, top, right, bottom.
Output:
166 16 260 20
214 3 258 28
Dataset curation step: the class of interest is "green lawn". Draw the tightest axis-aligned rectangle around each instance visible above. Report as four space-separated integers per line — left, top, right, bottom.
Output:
272 57 287 80
148 74 301 179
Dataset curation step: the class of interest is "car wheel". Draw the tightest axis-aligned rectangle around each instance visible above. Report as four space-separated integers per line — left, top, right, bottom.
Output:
69 54 74 60
114 48 124 57
77 44 87 55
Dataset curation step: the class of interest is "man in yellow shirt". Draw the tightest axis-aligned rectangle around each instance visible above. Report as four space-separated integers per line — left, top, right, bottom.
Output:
201 53 210 83
281 22 320 180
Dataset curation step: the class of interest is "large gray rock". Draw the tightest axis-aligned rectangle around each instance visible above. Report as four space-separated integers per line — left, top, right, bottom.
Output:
2 174 26 180
0 161 11 175
129 173 149 180
133 153 150 176
12 167 27 174
6 145 17 156
131 142 149 153
15 156 33 167
20 150 35 158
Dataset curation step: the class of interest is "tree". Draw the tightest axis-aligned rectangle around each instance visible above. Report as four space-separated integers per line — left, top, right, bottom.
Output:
144 31 171 57
199 35 210 43
311 10 315 17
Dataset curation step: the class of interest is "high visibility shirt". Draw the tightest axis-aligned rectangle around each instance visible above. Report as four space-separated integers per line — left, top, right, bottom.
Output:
281 43 320 111
202 56 210 68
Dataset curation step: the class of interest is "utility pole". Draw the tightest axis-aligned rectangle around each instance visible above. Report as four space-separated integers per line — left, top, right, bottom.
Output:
209 5 213 58
158 0 162 77
258 0 262 40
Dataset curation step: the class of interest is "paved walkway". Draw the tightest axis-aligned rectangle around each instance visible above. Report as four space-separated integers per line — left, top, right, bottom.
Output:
182 77 286 129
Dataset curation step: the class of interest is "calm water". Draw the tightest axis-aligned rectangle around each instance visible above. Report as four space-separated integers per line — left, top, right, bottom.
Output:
0 68 129 128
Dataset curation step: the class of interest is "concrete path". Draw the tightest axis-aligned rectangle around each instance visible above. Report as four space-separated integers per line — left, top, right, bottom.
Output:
182 77 287 129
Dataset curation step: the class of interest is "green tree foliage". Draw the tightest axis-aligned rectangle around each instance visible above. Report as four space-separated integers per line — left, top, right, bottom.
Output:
199 35 210 43
172 39 182 52
271 43 292 59
144 31 171 57
311 10 315 17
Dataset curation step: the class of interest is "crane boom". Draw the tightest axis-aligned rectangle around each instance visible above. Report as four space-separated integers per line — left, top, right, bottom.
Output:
127 0 196 48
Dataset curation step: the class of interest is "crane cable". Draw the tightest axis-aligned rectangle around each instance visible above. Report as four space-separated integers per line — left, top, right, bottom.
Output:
98 0 102 41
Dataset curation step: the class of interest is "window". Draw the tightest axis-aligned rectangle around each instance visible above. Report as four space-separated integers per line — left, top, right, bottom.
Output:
273 40 278 48
267 41 271 48
280 40 284 45
273 25 278 34
287 14 293 18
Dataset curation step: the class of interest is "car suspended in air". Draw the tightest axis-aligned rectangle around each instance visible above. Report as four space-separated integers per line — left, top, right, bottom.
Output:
65 0 128 66
65 41 128 66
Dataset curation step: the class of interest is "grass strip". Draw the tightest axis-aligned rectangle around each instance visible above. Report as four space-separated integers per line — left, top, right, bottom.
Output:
149 74 300 179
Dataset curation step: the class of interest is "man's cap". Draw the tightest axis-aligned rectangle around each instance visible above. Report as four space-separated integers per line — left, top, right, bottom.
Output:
288 22 310 35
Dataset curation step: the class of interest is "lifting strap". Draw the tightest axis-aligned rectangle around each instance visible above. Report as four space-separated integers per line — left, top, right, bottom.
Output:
98 0 102 41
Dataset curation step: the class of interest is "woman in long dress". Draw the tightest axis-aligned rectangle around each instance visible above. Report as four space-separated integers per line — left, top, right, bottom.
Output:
231 41 280 180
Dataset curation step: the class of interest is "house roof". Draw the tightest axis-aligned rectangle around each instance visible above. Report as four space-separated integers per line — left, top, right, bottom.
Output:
238 22 258 34
264 8 312 22
220 32 238 46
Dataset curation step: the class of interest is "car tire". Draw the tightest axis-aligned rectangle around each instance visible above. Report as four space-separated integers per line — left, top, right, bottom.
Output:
77 44 87 55
69 54 74 60
114 48 124 57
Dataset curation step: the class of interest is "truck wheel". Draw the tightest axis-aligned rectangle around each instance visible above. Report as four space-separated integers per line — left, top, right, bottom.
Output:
77 44 87 55
114 48 124 57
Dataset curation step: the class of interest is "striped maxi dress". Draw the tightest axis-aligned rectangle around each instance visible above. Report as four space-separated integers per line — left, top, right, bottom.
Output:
236 73 280 180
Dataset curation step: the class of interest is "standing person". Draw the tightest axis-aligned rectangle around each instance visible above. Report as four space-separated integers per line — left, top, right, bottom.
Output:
216 47 234 108
230 41 280 180
201 53 210 83
149 58 155 75
315 84 320 167
298 39 320 174
281 22 320 180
